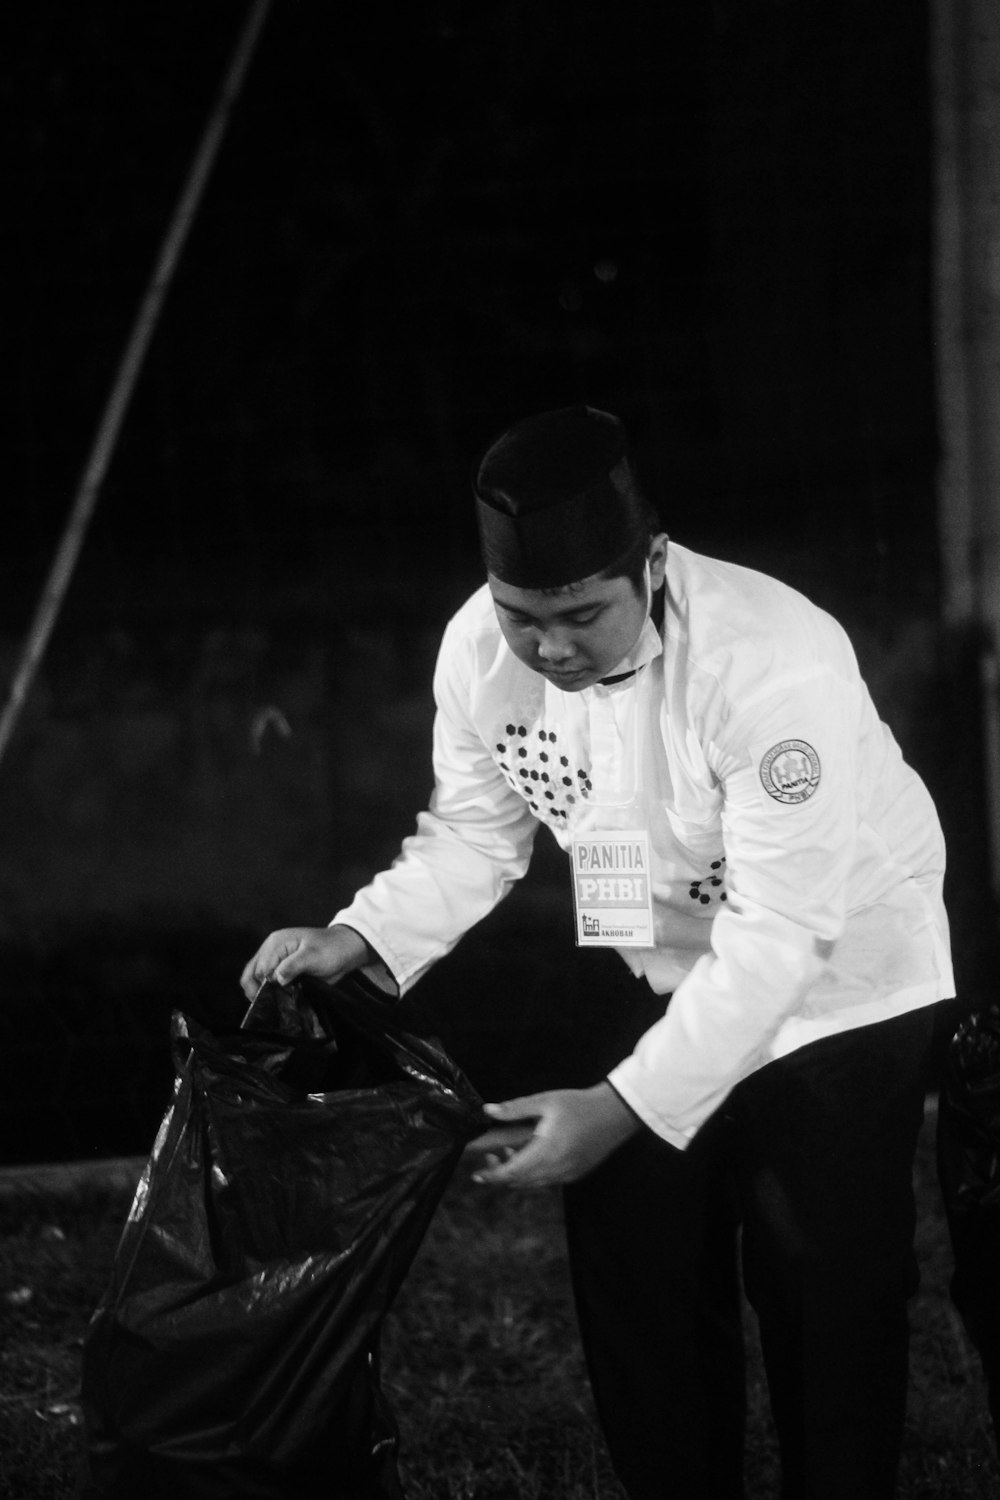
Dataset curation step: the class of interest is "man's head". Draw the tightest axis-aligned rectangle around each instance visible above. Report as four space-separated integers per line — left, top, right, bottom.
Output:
474 405 660 590
474 406 667 690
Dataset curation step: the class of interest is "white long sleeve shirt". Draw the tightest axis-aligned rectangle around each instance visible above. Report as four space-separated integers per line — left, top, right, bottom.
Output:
335 544 954 1149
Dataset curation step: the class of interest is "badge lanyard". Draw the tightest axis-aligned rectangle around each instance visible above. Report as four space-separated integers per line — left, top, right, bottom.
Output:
570 662 655 949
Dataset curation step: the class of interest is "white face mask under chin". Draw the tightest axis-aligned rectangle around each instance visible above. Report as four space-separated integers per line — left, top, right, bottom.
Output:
604 558 661 680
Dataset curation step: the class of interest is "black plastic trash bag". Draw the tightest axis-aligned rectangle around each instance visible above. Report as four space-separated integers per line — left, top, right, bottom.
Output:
78 975 487 1500
937 1003 1000 1450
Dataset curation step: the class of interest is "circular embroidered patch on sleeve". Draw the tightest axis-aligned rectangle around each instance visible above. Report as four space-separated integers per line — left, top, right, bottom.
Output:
759 739 821 804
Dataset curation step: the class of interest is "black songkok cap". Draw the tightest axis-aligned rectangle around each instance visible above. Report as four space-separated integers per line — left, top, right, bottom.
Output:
474 405 648 588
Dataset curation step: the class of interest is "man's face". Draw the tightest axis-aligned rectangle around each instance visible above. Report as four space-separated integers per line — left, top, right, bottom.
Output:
489 541 665 691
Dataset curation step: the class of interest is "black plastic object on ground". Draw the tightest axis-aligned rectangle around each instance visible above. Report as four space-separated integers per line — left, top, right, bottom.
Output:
78 975 487 1499
937 1003 1000 1452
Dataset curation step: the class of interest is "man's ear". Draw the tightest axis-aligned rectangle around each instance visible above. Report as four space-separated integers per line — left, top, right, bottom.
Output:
648 533 669 590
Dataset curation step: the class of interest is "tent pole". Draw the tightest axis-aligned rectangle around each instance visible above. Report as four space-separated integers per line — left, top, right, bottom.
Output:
0 0 273 770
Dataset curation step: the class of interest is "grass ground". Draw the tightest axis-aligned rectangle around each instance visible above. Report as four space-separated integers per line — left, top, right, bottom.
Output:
0 1104 997 1500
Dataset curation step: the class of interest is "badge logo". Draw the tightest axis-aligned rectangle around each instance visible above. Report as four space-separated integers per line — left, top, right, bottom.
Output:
759 739 821 804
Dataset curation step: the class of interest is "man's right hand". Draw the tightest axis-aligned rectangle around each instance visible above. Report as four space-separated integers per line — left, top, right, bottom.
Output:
239 925 373 1000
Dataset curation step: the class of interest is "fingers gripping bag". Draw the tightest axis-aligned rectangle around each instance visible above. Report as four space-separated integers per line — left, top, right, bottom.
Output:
78 975 487 1500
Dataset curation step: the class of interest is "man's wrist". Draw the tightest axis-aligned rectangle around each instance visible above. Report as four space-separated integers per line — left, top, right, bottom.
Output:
329 923 375 970
589 1080 643 1146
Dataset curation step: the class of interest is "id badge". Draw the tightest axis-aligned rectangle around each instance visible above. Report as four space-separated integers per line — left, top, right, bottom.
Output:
571 828 654 947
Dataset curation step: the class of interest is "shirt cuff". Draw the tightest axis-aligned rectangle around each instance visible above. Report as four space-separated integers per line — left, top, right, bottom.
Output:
606 1062 697 1152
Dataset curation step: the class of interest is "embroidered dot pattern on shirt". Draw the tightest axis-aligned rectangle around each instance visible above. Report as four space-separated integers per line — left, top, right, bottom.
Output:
688 858 727 904
493 725 592 820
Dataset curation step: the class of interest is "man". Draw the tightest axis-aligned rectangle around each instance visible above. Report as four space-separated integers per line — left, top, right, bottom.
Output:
242 406 955 1499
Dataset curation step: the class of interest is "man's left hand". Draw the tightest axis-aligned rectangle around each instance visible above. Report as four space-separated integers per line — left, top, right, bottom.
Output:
467 1082 642 1188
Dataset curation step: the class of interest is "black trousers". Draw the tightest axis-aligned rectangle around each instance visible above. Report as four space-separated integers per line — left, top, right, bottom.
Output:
936 1008 1000 1454
562 977 952 1500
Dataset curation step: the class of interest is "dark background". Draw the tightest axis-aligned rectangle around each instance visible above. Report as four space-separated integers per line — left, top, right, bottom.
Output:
2 1 987 1163
7 0 941 612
